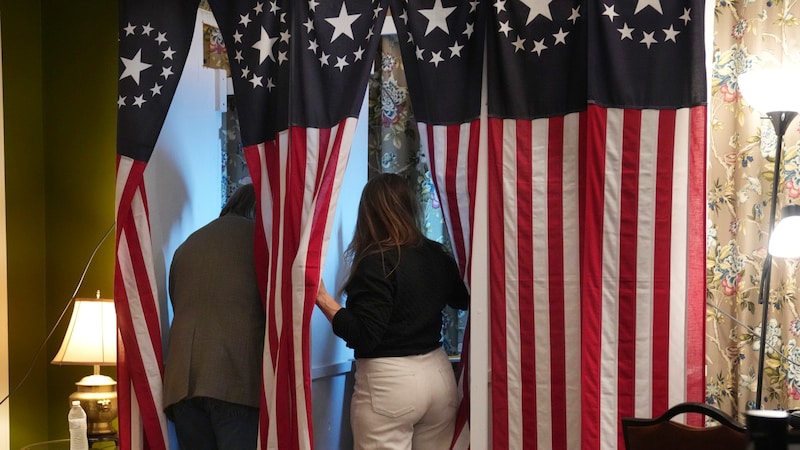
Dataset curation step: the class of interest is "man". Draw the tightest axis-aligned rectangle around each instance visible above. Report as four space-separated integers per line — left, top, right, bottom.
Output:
163 184 264 450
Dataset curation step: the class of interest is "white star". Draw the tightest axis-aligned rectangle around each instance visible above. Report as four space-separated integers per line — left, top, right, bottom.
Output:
233 30 243 43
253 26 278 64
640 31 657 48
249 74 263 88
254 2 264 14
680 8 692 25
498 21 512 37
308 39 319 52
618 23 634 40
304 18 314 33
241 67 251 78
418 0 456 36
663 25 680 42
449 42 464 58
133 95 146 107
532 39 547 56
161 66 174 79
494 0 506 13
464 22 475 39
150 83 162 96
602 4 618 21
235 50 244 63
280 29 291 43
155 32 167 44
553 28 568 45
162 47 175 60
430 51 444 67
325 3 360 42
519 0 552 25
374 5 383 18
124 23 136 36
319 51 330 66
568 6 581 24
367 27 374 40
335 56 349 71
267 78 276 91
269 1 280 14
416 46 425 60
512 37 525 52
278 51 288 64
119 49 152 85
400 10 408 23
308 0 319 12
117 95 126 107
635 0 663 14
141 23 154 35
469 0 479 12
354 46 365 61
240 14 252 27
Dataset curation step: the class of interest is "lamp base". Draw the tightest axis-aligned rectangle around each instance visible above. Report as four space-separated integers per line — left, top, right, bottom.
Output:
70 374 118 437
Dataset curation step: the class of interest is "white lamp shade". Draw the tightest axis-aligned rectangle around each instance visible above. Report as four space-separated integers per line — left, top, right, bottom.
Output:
769 205 800 258
52 298 117 365
739 68 800 113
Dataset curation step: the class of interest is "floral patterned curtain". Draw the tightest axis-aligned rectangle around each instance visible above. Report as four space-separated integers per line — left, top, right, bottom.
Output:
368 35 466 355
708 1 800 418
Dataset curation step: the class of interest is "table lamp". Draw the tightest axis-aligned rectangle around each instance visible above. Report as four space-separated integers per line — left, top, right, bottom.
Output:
738 67 800 409
51 292 118 439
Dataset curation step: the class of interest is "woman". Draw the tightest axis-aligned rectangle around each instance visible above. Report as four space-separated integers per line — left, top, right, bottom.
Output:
316 173 469 450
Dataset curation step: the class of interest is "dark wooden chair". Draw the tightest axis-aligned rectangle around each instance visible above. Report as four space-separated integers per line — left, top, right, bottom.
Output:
622 402 747 450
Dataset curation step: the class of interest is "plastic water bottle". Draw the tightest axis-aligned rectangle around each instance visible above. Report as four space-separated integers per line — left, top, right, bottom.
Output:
68 400 89 450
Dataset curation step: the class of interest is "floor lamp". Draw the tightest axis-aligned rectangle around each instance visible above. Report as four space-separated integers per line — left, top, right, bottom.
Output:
739 68 800 410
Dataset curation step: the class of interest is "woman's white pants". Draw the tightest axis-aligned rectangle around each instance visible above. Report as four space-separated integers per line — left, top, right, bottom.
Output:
351 347 458 450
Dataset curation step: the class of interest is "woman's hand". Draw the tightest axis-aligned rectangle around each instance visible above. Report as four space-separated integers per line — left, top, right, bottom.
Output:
316 280 341 323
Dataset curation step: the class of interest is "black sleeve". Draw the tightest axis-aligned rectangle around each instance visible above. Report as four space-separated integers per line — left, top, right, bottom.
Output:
331 254 395 354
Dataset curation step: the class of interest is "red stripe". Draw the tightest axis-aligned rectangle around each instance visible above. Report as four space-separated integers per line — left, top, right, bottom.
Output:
685 107 707 406
465 120 480 280
652 110 676 413
488 118 510 449
617 109 642 448
546 116 568 450
515 120 537 449
581 105 606 450
114 158 166 450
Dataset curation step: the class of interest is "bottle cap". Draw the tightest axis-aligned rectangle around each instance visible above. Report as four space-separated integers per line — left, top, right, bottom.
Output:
71 400 81 406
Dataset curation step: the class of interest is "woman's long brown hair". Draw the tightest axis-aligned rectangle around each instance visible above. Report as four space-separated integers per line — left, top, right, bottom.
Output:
343 173 424 289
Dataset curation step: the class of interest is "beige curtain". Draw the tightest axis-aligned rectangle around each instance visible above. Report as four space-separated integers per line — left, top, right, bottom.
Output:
708 1 800 419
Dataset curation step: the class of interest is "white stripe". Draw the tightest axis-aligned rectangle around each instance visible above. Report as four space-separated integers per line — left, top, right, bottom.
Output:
634 110 659 416
600 108 624 450
531 118 553 450
455 122 474 265
562 112 582 450
502 119 523 449
669 108 691 405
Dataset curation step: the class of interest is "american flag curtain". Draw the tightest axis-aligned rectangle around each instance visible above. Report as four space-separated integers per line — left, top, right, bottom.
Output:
116 1 707 450
386 1 486 448
206 0 387 448
485 1 706 449
116 1 199 449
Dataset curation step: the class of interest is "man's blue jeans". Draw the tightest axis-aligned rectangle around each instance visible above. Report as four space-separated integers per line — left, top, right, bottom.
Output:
168 397 259 450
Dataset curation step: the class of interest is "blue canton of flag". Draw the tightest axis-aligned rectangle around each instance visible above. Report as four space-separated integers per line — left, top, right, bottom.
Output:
291 0 389 128
588 0 706 109
207 0 291 146
117 0 200 160
389 0 486 125
487 0 587 119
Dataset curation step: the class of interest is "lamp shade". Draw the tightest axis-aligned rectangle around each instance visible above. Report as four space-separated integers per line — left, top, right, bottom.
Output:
52 298 117 365
738 68 800 113
769 204 800 258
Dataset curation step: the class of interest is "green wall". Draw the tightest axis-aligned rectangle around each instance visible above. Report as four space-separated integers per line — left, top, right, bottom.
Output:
1 1 118 447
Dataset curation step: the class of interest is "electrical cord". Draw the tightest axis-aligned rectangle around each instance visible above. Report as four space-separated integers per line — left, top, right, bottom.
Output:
707 300 800 372
0 222 115 406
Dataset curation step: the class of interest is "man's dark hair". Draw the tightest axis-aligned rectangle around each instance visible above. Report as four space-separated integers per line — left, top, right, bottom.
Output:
220 183 256 220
